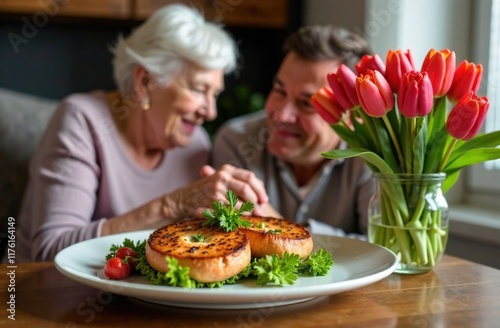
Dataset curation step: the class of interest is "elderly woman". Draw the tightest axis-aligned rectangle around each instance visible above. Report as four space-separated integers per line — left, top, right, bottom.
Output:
16 4 268 262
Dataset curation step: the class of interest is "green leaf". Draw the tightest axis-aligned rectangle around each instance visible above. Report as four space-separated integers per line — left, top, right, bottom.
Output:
350 110 379 151
427 96 447 139
444 148 500 172
252 252 301 286
321 148 408 217
412 117 427 175
372 118 400 172
321 148 394 174
227 190 238 208
386 102 402 135
423 126 450 173
450 130 500 156
192 235 205 242
331 123 362 149
298 248 334 276
105 238 145 260
164 257 197 288
202 190 252 231
442 170 461 194
400 116 412 173
238 201 254 214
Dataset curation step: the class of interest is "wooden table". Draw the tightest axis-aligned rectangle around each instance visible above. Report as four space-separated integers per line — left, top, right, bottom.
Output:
1 255 500 327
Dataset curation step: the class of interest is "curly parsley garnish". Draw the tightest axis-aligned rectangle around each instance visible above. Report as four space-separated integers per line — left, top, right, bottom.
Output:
191 235 205 242
105 238 145 260
202 190 253 232
164 257 197 288
298 248 334 276
251 249 334 286
253 252 301 286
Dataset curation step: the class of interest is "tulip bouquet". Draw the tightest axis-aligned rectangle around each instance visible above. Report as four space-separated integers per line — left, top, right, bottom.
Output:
312 48 500 272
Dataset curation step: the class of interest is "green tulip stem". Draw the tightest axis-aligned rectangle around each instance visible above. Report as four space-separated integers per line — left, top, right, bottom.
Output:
381 187 412 263
356 108 381 153
409 117 417 175
411 117 417 143
438 138 459 171
407 219 429 265
426 237 435 266
409 186 428 225
382 114 404 164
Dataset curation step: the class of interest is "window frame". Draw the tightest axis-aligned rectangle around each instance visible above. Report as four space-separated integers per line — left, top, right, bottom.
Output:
464 0 500 204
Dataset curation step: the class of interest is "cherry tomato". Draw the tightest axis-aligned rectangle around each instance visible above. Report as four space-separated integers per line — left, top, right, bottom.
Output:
116 247 137 260
116 247 138 272
104 257 130 279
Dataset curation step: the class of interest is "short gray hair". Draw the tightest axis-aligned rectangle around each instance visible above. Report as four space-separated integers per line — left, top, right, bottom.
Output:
111 4 238 94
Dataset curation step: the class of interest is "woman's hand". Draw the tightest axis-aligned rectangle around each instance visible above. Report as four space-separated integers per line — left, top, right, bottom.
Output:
252 202 283 218
102 164 271 236
162 164 269 219
199 165 284 218
200 164 268 202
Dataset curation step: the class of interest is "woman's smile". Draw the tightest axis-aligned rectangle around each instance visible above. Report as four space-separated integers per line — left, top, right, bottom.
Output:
182 118 198 134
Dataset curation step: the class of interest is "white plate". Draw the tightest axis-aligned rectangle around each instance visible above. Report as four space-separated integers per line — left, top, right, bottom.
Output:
54 231 398 309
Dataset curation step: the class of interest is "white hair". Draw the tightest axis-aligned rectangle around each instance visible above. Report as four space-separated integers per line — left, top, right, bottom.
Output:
111 4 238 94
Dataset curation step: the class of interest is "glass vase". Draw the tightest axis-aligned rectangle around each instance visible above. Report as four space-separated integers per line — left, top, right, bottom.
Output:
368 173 449 274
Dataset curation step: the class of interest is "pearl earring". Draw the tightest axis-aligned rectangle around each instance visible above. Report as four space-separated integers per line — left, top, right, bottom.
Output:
141 97 150 110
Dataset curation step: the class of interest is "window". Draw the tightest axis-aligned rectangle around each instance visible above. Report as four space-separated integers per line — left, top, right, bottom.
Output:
467 0 500 200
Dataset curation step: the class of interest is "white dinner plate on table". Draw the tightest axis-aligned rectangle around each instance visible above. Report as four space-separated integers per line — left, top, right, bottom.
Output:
54 231 398 309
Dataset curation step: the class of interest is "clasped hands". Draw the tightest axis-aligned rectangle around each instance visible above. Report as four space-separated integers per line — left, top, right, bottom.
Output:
102 164 280 237
168 164 281 220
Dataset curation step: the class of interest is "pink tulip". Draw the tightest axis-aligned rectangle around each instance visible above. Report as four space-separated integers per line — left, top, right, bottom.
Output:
327 64 359 110
355 54 386 76
356 69 394 117
311 86 345 124
446 90 489 141
397 71 434 118
447 60 483 104
421 49 456 97
385 49 416 93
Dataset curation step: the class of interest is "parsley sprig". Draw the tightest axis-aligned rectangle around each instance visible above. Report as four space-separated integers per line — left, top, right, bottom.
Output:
253 252 301 286
202 190 253 232
105 238 145 260
298 248 335 276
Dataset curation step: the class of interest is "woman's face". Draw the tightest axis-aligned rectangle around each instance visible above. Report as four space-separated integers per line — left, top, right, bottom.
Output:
147 65 224 149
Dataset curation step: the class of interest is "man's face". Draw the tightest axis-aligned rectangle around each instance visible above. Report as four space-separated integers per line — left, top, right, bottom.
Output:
265 52 342 168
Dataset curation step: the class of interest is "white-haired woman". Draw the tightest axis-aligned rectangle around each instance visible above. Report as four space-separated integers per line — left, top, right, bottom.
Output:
16 4 268 262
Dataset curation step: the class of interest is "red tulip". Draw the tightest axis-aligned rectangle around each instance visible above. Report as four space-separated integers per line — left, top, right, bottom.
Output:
385 49 416 93
447 60 483 104
356 69 394 117
311 86 345 124
327 64 359 110
446 90 489 141
421 49 456 97
397 71 434 118
355 54 386 76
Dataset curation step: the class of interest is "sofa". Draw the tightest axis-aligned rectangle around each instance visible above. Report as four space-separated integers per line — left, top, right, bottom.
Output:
0 87 58 260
